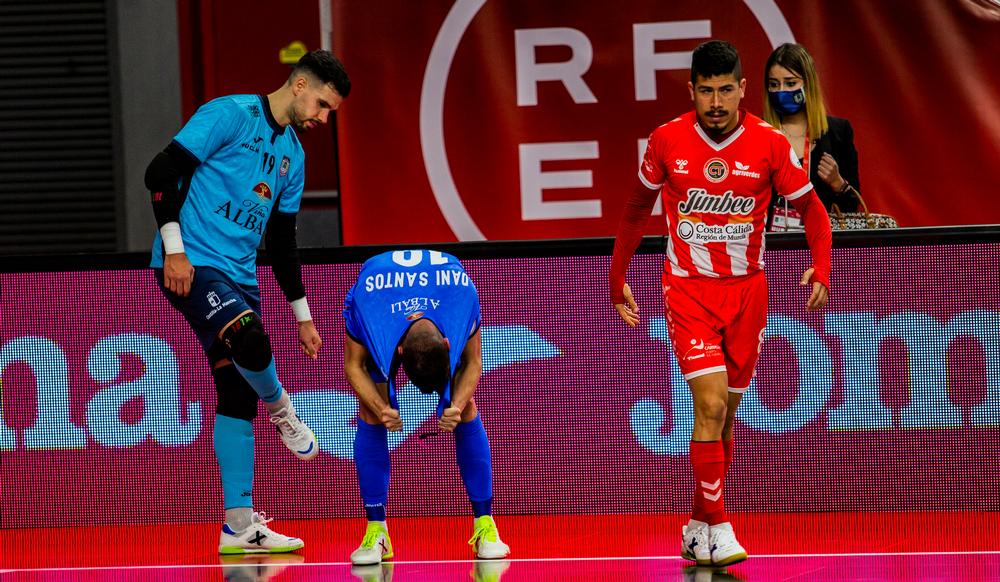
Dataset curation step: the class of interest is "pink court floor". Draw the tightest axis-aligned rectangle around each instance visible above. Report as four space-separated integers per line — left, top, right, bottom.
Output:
3 513 999 581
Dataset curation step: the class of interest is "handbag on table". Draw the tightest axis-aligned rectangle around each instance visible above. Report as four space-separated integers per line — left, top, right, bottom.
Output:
829 188 898 230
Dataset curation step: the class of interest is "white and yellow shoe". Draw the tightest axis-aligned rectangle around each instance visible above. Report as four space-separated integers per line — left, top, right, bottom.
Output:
350 521 394 565
218 512 304 554
469 515 510 559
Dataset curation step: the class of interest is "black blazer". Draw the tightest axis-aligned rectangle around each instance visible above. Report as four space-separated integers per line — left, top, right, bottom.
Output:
769 115 862 219
810 115 861 212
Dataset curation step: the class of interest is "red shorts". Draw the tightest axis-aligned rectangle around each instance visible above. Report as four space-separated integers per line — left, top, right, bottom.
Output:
662 270 767 392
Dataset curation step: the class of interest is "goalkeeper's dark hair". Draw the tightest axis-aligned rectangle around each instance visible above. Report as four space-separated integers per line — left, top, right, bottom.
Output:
291 50 351 98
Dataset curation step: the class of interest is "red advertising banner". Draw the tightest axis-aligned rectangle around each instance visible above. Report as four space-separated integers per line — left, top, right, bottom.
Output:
333 0 1000 243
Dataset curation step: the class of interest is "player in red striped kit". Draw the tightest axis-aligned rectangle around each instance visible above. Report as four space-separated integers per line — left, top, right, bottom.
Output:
609 40 832 566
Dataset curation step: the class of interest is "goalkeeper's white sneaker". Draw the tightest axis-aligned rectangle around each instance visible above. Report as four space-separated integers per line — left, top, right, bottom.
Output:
681 519 712 566
709 522 748 566
269 405 318 461
218 512 304 554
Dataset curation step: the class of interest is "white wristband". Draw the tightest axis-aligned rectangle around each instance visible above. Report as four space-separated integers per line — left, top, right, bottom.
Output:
290 298 312 322
160 222 184 254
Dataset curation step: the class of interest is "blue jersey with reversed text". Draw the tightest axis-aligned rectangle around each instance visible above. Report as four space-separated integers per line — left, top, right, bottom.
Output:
343 250 481 393
150 94 305 286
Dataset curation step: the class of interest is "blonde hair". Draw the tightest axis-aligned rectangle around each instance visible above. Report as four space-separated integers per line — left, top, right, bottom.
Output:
762 43 829 139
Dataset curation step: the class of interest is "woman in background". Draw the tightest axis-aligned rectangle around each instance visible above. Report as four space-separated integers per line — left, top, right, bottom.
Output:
764 43 862 229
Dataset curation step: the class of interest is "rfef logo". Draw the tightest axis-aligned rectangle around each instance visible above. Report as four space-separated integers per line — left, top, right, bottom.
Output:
416 0 796 241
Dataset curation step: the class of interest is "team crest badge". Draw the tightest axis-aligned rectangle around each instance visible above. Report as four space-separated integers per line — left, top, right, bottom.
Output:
703 158 729 183
253 182 272 202
279 156 290 177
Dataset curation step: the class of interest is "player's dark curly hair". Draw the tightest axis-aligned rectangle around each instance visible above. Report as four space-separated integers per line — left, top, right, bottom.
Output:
400 323 450 395
292 50 351 98
690 40 742 84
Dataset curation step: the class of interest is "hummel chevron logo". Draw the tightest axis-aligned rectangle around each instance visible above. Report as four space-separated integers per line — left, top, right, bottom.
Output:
250 531 267 545
701 479 722 502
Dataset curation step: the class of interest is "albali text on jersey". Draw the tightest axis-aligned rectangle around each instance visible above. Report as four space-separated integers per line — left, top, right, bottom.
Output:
343 250 481 410
150 94 306 286
610 110 831 303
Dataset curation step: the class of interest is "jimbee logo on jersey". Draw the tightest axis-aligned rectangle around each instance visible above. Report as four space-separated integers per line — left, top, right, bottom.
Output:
703 158 729 183
279 156 290 177
253 182 272 202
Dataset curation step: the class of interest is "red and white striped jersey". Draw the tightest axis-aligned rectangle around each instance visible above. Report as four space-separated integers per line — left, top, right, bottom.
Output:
640 110 812 278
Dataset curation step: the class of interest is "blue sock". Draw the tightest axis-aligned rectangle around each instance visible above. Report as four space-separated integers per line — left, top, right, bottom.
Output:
454 415 493 517
354 418 390 521
233 359 283 404
214 414 254 510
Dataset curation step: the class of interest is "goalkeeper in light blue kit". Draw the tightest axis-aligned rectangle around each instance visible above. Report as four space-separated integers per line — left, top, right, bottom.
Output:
146 50 350 554
343 249 511 565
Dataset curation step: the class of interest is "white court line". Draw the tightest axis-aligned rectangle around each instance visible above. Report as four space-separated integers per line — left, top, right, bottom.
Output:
3 551 1000 574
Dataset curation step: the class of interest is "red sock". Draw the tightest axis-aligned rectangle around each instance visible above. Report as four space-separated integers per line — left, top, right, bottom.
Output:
723 438 734 475
690 440 727 526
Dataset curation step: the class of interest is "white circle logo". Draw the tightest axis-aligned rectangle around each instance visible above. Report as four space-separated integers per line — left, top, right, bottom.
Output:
677 220 695 240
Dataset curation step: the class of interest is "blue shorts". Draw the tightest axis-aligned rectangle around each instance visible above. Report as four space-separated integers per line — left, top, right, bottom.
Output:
155 266 260 361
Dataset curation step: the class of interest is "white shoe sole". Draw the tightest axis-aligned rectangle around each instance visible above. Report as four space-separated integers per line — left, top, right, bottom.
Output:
475 543 510 559
218 539 304 555
351 552 391 566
